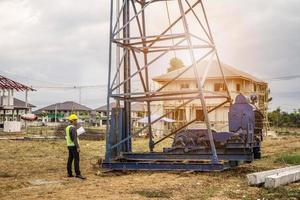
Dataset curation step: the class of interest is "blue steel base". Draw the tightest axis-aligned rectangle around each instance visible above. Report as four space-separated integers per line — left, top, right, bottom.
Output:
120 152 253 162
102 161 229 171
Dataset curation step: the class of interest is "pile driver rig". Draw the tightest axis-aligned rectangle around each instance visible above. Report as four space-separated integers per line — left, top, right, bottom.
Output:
102 0 264 171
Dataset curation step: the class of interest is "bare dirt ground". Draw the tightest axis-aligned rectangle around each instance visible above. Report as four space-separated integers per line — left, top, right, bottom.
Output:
0 135 300 200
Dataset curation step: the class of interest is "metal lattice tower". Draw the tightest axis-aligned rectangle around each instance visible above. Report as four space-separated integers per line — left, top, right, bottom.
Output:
105 0 232 164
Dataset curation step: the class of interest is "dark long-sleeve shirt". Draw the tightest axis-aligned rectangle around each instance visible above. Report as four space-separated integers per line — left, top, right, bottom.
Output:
69 126 79 148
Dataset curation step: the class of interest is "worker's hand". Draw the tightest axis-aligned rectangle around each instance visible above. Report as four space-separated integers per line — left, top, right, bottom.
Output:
77 147 80 153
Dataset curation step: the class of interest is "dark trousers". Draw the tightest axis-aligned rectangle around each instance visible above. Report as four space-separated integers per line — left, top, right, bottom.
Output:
67 146 81 176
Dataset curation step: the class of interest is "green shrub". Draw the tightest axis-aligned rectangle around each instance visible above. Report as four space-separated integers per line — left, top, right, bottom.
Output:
275 152 300 165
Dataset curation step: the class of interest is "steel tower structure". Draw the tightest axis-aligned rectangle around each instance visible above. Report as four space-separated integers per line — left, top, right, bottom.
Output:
104 0 232 170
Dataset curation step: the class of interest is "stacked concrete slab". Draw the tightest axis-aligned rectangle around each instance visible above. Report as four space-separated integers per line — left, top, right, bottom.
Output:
265 168 300 188
247 165 300 188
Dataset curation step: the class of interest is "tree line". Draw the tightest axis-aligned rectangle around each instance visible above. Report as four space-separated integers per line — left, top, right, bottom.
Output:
268 108 300 128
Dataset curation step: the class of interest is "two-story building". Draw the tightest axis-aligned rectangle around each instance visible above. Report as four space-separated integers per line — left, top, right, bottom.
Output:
152 60 269 131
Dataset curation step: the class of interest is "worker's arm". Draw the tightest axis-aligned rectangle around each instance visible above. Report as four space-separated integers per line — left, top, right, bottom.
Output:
70 127 80 150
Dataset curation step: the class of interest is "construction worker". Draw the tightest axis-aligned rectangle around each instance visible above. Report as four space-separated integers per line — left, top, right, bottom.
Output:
65 114 86 179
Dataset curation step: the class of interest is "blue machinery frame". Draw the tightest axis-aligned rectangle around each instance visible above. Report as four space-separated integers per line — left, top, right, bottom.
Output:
102 96 261 171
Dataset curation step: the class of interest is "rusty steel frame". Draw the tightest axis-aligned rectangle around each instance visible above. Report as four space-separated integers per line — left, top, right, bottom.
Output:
0 75 35 92
110 97 198 150
106 0 232 164
111 88 228 97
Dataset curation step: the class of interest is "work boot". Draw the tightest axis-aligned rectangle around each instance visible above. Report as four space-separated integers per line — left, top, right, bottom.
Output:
67 174 74 178
75 175 86 180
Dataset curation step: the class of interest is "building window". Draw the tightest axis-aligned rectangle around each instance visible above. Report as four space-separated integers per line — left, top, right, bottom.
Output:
236 84 241 92
196 109 204 121
137 111 144 118
175 109 185 121
254 84 257 92
180 83 190 89
214 83 226 92
166 109 185 121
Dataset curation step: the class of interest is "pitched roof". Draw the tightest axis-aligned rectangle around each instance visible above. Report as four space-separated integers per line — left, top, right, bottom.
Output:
95 102 121 112
152 60 267 84
34 101 92 114
95 102 145 112
0 75 35 91
0 97 36 109
131 102 145 112
13 98 36 108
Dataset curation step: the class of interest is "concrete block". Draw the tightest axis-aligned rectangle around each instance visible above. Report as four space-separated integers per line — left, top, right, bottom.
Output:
265 168 300 188
247 165 300 185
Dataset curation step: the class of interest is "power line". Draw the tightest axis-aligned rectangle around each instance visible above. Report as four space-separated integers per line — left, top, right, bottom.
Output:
33 85 107 89
266 75 300 81
0 69 71 87
32 80 140 90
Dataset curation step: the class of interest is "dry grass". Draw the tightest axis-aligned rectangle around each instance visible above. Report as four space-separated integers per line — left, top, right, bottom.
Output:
0 135 300 200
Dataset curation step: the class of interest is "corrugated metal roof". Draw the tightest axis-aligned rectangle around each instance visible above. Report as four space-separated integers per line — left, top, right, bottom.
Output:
152 60 267 84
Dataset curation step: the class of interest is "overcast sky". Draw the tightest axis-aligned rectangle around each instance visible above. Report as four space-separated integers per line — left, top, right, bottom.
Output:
0 0 299 111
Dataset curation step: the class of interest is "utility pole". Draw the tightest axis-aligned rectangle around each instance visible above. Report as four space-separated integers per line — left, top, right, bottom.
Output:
79 87 82 104
25 89 28 133
55 104 57 123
